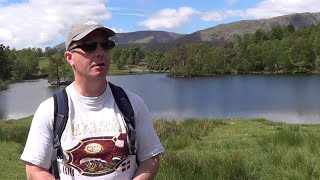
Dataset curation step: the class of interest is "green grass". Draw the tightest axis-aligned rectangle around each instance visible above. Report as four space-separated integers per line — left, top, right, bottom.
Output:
37 59 139 75
0 116 31 144
0 116 31 179
38 57 49 70
36 59 159 77
1 117 320 179
0 80 10 90
154 118 320 179
0 142 26 179
108 63 162 75
108 63 133 75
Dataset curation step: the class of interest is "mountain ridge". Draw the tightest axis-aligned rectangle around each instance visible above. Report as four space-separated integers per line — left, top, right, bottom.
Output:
174 12 320 44
54 12 320 51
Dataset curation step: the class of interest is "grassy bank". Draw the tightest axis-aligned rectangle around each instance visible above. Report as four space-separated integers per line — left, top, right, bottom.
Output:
108 63 164 75
38 58 161 76
1 117 320 179
0 61 160 91
0 116 31 179
154 119 320 179
0 80 10 90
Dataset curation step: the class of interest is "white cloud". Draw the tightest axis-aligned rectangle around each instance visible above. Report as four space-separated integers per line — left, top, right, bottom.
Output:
201 11 226 22
3 0 320 49
243 0 320 19
201 10 243 22
0 0 111 49
138 7 199 30
0 28 13 42
111 27 128 33
201 0 320 22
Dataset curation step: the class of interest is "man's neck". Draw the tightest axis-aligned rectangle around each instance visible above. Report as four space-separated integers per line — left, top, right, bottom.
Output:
73 77 107 97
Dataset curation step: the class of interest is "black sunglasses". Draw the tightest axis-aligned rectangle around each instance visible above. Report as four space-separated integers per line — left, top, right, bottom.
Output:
69 40 115 53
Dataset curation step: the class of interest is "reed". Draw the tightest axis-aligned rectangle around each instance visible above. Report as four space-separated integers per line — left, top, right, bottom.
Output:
1 117 320 179
155 119 320 179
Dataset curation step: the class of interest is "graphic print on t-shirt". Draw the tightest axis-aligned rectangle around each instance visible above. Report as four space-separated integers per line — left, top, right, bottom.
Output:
64 133 129 176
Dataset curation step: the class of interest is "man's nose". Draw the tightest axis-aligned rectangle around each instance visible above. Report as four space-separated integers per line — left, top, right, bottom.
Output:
94 43 105 56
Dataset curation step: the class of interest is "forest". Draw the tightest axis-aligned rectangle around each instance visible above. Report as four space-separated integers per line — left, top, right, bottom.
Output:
142 23 320 77
1 22 320 87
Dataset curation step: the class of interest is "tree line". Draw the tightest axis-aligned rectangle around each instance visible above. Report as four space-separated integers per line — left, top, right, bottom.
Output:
1 22 320 86
0 45 42 80
0 45 71 86
111 23 320 77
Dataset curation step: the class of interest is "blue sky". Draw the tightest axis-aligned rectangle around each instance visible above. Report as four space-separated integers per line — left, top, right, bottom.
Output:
0 0 319 49
107 0 262 33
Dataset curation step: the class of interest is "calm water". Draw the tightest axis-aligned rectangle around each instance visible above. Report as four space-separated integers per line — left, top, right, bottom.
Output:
1 74 320 124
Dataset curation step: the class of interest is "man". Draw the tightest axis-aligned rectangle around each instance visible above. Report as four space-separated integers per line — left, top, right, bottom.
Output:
21 20 164 179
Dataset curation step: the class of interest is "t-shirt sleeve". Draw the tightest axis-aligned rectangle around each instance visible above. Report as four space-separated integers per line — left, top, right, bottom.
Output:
20 97 54 169
127 92 164 162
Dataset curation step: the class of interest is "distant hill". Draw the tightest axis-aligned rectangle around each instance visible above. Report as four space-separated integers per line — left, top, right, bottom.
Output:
54 12 320 50
175 12 320 45
53 30 184 51
111 31 184 46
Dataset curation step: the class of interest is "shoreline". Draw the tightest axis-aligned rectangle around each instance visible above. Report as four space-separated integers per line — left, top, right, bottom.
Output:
167 71 320 78
0 80 10 90
2 115 320 125
2 71 320 88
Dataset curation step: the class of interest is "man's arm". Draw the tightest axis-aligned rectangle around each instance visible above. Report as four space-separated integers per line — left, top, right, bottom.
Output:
133 155 160 180
26 162 55 180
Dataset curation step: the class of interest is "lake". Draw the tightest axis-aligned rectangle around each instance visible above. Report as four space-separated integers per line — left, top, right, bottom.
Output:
1 73 320 124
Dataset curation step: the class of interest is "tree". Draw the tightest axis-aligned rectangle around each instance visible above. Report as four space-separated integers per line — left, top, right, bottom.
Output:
147 52 165 70
203 47 225 74
312 24 320 56
44 47 57 57
117 49 129 69
11 48 39 79
134 50 143 64
48 51 64 85
286 23 295 34
36 48 44 57
254 29 268 43
0 44 12 80
315 56 320 71
111 48 122 64
128 53 135 65
46 49 72 85
270 26 284 40
288 37 316 72
247 44 264 72
276 39 293 72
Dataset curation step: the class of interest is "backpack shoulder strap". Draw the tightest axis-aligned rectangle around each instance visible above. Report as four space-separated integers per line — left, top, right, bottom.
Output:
51 88 69 179
108 82 137 156
53 88 69 154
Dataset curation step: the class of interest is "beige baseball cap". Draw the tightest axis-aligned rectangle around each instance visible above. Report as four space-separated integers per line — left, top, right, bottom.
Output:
65 20 115 50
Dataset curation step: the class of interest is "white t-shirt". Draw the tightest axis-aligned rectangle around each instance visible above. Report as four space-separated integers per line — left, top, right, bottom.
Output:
21 83 164 180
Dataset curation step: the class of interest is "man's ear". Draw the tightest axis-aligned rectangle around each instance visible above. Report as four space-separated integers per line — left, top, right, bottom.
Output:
64 51 73 64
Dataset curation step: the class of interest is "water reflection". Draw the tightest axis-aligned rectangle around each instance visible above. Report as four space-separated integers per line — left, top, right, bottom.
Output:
108 74 320 124
0 79 65 120
1 74 320 124
0 91 7 118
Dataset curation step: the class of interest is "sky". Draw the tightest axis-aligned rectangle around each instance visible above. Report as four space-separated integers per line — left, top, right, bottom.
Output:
0 0 320 49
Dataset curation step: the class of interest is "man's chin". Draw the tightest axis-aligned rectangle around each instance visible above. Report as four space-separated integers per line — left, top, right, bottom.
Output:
90 72 108 79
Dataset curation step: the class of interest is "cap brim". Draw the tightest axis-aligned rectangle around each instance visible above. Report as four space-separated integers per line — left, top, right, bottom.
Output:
73 27 115 41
